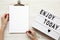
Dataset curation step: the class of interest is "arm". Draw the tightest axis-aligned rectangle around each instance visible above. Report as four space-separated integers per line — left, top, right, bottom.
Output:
26 29 38 40
0 28 4 40
0 14 9 40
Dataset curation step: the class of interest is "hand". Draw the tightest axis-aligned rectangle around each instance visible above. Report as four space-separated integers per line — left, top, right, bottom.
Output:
26 29 38 40
0 13 9 40
1 13 9 30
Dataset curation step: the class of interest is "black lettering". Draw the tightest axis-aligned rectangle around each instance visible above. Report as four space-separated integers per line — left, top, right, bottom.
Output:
40 9 44 14
55 25 59 30
48 14 52 19
46 21 50 25
52 16 55 20
49 22 53 27
44 19 47 23
40 10 55 20
52 24 55 29
44 18 59 30
43 11 46 16
46 13 49 17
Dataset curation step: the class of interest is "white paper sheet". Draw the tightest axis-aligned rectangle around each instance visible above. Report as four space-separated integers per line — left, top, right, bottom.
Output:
9 5 29 33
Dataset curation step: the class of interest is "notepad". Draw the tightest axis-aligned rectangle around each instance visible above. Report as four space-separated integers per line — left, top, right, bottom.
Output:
9 5 29 33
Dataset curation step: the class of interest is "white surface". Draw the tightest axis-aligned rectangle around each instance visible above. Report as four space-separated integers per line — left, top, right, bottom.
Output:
9 5 29 33
0 0 60 40
32 15 60 40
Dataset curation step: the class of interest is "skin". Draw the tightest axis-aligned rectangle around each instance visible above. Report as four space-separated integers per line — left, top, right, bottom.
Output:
0 14 9 40
0 13 38 40
26 29 38 40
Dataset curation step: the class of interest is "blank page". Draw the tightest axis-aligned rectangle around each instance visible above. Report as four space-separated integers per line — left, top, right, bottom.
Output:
9 5 29 33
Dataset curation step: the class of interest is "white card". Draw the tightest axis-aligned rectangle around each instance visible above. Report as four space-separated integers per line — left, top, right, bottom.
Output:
32 9 60 40
9 5 29 33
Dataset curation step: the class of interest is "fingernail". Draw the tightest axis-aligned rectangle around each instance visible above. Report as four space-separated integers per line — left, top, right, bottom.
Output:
28 31 31 34
5 14 9 21
5 14 7 18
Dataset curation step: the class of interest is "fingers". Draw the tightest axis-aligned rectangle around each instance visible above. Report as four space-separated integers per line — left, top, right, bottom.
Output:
26 31 33 39
5 14 9 21
26 29 38 40
26 29 35 36
29 29 36 36
1 14 9 20
26 29 37 40
1 13 9 30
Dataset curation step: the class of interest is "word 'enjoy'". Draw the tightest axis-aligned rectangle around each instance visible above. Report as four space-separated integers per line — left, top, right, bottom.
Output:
40 9 55 20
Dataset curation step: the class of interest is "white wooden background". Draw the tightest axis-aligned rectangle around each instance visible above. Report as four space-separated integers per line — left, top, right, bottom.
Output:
0 0 60 40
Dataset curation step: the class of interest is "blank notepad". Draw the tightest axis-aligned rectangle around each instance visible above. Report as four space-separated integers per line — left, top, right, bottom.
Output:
9 5 29 33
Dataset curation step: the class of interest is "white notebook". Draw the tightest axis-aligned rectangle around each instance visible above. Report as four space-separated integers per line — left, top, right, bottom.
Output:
9 5 29 33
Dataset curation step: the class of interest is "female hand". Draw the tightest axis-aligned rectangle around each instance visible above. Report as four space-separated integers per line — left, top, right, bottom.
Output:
0 13 9 40
1 14 9 31
26 29 38 40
